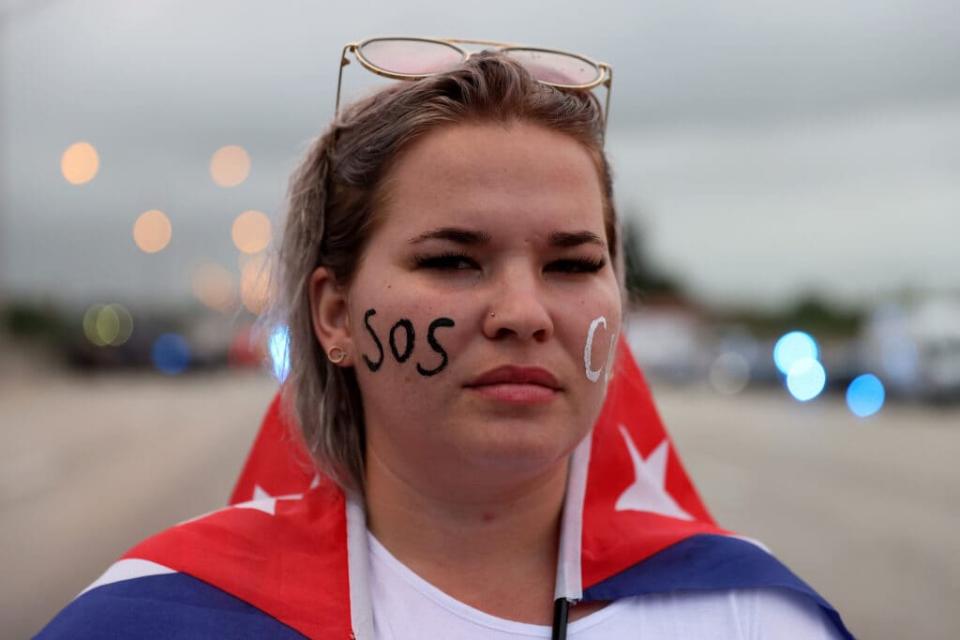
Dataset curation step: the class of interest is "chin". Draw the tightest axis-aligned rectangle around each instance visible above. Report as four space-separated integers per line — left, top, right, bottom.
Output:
451 417 588 474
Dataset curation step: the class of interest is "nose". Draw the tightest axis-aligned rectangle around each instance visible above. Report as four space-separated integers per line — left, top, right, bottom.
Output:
481 264 554 342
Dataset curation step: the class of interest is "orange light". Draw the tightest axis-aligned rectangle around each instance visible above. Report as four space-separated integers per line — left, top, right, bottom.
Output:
133 209 172 253
240 254 271 315
192 262 237 312
231 210 272 254
61 142 100 185
210 145 251 187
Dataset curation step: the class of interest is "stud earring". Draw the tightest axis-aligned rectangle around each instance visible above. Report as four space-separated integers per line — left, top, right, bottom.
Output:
327 346 347 364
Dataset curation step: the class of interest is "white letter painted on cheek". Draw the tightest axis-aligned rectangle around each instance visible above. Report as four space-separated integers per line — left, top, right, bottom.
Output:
584 316 607 383
604 333 618 384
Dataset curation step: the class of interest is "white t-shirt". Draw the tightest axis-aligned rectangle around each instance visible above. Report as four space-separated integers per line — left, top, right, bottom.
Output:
368 533 842 639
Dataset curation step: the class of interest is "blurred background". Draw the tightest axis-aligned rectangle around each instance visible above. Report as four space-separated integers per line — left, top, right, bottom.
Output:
2 1 958 637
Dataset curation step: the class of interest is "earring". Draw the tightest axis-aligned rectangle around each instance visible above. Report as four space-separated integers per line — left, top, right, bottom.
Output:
327 346 347 364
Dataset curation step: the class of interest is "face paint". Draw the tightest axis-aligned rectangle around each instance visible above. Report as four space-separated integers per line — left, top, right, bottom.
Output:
361 308 456 377
604 332 618 384
388 319 415 363
416 317 455 377
362 308 384 372
584 315 607 383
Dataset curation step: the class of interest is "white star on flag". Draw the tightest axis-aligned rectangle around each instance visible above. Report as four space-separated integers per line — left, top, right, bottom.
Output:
615 426 694 521
234 484 303 516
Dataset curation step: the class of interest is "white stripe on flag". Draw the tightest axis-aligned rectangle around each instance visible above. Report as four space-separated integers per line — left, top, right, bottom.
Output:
77 558 176 598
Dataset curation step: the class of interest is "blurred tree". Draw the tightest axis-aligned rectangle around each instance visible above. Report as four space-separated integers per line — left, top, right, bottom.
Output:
1 300 71 343
621 215 684 304
786 294 863 337
714 295 864 339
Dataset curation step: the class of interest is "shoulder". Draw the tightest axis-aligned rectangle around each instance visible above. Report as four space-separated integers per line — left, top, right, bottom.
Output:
37 485 352 639
724 587 847 639
35 561 307 639
600 588 848 640
584 534 853 638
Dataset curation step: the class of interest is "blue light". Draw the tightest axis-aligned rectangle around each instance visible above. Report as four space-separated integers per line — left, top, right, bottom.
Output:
846 374 885 418
269 325 291 382
774 331 819 375
786 357 826 401
151 333 191 375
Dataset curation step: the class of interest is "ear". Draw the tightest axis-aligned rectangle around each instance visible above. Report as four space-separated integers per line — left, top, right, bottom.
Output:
309 266 354 366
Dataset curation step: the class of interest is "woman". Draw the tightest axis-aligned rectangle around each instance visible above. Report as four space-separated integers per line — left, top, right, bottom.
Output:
39 39 852 639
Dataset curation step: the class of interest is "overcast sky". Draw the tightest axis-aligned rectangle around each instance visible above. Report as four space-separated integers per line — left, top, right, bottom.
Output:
2 0 958 309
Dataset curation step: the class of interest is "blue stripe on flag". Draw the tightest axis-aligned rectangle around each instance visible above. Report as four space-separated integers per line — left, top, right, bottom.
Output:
36 572 307 639
583 534 854 639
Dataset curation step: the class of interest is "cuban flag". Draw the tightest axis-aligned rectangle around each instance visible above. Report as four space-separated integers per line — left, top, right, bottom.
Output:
38 340 853 639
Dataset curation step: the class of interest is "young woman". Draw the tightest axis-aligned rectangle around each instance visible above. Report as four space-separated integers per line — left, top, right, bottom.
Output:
39 39 852 639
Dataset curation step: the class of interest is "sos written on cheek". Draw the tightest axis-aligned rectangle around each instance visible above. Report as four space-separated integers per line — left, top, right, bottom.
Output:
361 308 456 377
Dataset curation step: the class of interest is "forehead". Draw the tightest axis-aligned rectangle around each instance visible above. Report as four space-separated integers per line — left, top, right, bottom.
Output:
376 121 606 236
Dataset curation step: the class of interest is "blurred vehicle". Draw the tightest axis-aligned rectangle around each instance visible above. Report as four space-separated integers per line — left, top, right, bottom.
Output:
860 296 960 402
624 305 708 383
62 306 266 374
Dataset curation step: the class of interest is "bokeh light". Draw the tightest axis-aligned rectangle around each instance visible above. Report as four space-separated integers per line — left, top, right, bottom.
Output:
846 374 886 418
133 209 172 253
240 254 271 315
269 325 291 382
210 145 251 187
82 305 105 346
191 262 236 312
82 304 134 346
231 210 272 254
786 357 827 401
151 333 191 375
708 352 751 395
61 141 99 185
774 331 819 375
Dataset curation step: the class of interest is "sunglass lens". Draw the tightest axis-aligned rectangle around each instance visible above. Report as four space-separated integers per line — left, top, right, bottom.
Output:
503 49 601 87
358 38 466 76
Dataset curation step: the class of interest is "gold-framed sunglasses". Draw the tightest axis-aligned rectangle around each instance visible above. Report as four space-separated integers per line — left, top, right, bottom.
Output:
335 36 613 137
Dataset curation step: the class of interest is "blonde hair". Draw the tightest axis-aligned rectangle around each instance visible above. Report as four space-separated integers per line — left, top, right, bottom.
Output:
277 52 618 492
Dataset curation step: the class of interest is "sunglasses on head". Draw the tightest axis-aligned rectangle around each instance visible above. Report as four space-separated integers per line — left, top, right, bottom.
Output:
335 36 613 138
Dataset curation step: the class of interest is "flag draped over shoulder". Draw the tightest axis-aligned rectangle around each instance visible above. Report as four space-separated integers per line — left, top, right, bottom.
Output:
38 340 853 639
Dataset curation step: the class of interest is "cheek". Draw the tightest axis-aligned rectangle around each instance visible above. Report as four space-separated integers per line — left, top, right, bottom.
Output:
565 281 622 386
580 315 616 385
349 298 468 383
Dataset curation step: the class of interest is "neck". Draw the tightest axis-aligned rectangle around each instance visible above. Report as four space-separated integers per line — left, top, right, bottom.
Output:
364 447 569 624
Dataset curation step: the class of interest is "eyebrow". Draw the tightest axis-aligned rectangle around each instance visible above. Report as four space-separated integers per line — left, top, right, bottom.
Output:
408 227 607 249
408 227 492 246
548 231 607 250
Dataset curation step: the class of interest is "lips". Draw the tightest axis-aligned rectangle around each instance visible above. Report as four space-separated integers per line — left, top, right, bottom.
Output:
466 365 562 389
465 366 562 405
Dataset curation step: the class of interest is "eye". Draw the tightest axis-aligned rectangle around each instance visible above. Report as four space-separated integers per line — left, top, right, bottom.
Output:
414 252 480 271
545 257 606 274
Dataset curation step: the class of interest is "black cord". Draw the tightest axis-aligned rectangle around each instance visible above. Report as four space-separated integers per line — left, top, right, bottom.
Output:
551 598 569 640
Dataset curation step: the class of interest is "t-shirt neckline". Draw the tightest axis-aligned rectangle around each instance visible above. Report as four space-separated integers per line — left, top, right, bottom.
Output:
367 530 624 635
